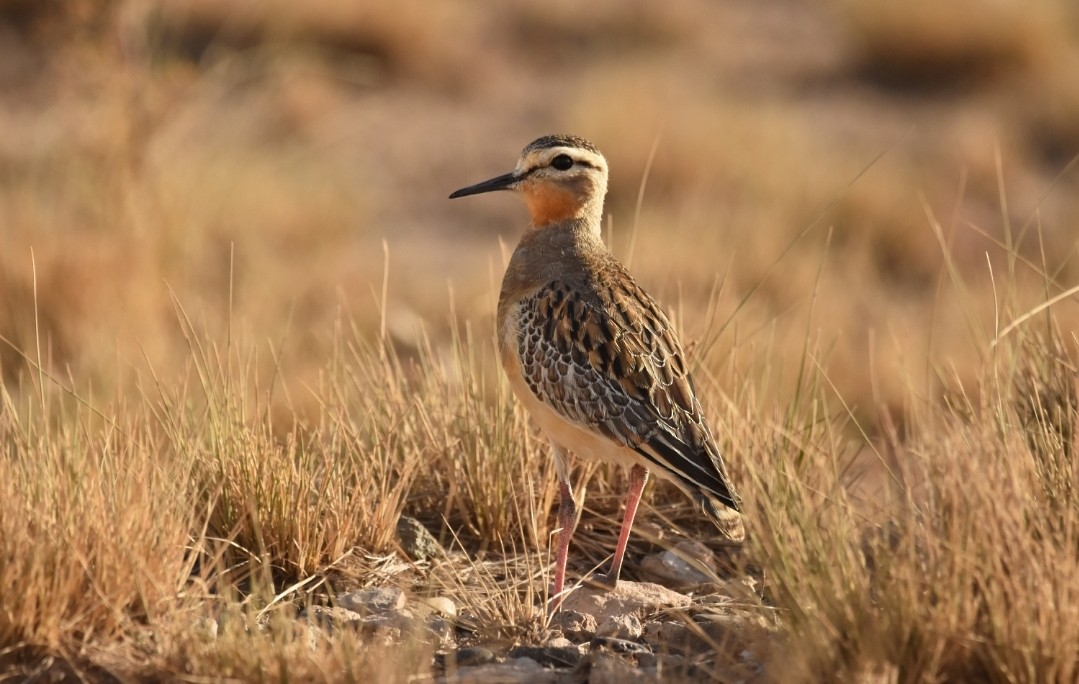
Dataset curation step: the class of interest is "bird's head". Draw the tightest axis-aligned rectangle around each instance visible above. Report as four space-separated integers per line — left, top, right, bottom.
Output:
449 134 609 229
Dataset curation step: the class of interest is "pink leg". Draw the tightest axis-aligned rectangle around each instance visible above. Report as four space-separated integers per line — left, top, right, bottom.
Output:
597 465 650 588
549 480 577 611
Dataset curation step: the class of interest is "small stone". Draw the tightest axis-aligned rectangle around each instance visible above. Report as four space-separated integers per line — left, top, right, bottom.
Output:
595 613 642 640
545 636 573 649
420 595 458 618
640 540 718 588
358 609 416 636
366 629 400 650
397 516 443 561
560 581 690 623
443 657 563 684
549 609 597 640
587 653 651 684
636 652 689 671
642 620 698 654
507 644 581 668
425 615 456 646
436 646 495 668
672 539 717 568
299 605 365 634
337 586 406 615
589 636 651 655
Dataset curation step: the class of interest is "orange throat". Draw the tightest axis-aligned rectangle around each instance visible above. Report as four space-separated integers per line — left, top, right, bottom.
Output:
523 186 584 228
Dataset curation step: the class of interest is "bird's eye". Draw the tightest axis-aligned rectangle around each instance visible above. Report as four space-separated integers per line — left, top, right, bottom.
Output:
551 154 574 171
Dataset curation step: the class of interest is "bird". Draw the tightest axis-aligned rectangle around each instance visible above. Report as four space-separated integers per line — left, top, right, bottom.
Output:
449 134 744 609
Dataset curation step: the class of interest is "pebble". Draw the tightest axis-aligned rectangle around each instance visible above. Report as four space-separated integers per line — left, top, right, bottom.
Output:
357 609 416 637
436 646 495 668
425 615 456 646
420 595 458 618
549 609 597 640
560 580 690 622
440 657 566 684
397 516 443 561
596 613 643 640
337 586 406 615
636 652 689 671
589 636 652 655
507 644 582 668
639 539 718 588
545 636 574 649
587 653 652 684
646 620 704 656
299 605 365 634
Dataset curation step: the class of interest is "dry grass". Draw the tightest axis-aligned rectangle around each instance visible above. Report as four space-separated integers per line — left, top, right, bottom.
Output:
744 319 1079 682
3 225 1079 681
3 1 1079 681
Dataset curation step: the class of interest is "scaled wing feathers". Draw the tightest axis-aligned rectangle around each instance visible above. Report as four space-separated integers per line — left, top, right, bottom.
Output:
516 269 740 512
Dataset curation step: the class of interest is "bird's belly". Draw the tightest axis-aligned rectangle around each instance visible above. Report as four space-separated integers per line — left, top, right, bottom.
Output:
497 311 698 498
501 350 646 473
498 296 648 472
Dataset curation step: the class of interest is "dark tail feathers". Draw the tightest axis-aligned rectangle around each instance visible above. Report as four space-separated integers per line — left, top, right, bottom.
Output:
698 493 746 543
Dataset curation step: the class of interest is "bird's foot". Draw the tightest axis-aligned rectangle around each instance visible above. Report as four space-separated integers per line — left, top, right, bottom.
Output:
584 573 619 591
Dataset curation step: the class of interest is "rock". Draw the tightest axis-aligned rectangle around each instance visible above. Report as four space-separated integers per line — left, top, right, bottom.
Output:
299 605 365 634
420 595 458 619
549 609 597 640
507 644 581 668
587 653 651 684
559 581 690 622
545 636 574 649
639 539 717 588
671 539 717 568
589 636 651 656
425 615 456 646
397 516 443 561
435 646 495 668
299 601 450 646
357 609 417 637
442 657 566 684
636 652 689 672
337 587 406 615
595 613 643 640
642 620 699 655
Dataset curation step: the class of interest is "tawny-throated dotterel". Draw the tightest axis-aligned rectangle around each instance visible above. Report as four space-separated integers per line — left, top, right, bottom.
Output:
449 134 743 609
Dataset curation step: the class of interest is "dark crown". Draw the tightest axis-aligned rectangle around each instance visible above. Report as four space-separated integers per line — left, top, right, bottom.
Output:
522 135 601 156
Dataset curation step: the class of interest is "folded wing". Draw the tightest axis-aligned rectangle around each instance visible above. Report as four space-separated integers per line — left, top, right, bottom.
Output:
515 272 741 513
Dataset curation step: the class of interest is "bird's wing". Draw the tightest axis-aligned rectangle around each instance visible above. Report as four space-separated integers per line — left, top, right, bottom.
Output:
516 275 740 511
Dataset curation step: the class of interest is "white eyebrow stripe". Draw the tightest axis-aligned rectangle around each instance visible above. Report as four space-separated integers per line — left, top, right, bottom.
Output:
535 147 606 171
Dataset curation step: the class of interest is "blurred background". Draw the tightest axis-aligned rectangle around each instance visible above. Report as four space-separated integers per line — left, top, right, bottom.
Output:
2 0 1078 432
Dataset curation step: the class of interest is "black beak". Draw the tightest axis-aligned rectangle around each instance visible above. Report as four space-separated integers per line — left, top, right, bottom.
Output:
448 171 519 199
